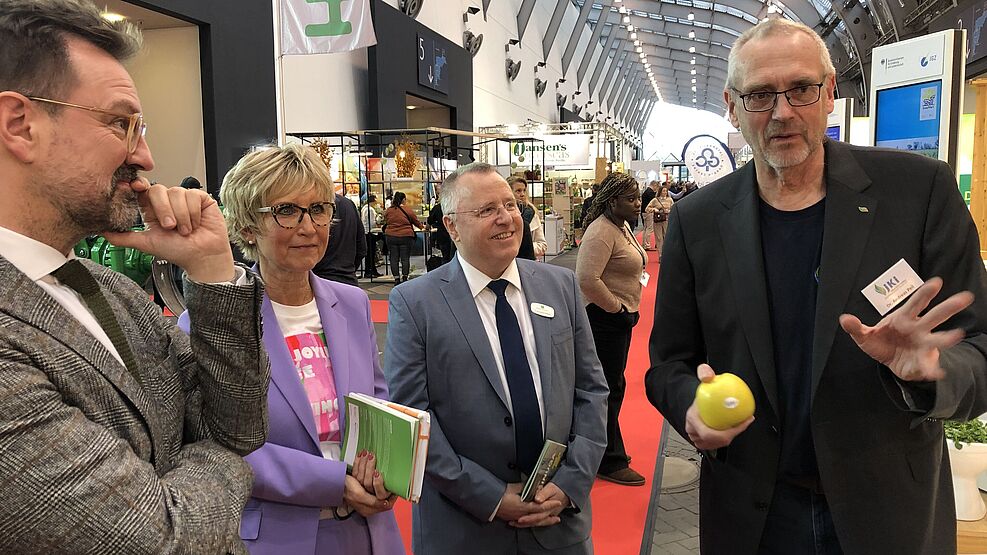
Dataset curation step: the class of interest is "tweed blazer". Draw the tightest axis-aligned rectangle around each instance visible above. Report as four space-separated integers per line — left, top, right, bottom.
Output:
0 256 270 554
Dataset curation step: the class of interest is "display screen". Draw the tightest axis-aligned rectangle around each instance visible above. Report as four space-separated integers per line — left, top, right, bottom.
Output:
874 80 942 159
825 126 841 141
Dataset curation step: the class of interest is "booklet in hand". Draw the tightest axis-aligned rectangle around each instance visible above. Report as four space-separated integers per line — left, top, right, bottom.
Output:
521 440 567 502
341 393 431 503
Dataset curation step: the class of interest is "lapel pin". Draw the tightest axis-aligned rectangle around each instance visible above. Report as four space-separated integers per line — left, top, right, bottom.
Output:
858 206 869 213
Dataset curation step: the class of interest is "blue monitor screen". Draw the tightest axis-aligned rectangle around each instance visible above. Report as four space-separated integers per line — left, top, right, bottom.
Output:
826 126 841 141
874 80 942 159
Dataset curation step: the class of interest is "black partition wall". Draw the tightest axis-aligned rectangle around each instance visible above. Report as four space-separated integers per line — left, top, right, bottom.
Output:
368 0 474 162
125 0 278 193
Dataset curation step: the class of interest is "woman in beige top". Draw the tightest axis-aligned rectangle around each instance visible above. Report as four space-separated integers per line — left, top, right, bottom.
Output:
644 185 674 255
575 172 648 487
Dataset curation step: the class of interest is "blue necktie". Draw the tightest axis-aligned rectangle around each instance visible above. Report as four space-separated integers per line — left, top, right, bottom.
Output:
487 279 543 474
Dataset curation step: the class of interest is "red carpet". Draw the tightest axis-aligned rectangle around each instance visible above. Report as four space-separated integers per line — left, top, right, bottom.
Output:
371 245 664 553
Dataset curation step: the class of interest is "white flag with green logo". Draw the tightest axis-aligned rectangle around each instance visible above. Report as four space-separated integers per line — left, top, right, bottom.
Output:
281 0 377 55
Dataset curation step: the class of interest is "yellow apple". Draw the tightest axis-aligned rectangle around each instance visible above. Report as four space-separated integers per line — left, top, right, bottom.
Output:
695 373 755 430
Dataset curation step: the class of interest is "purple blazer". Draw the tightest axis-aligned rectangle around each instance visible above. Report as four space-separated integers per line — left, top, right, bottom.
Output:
180 272 404 555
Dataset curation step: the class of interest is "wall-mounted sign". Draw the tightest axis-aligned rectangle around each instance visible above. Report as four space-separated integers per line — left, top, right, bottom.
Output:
871 32 946 88
494 134 592 168
682 134 736 185
417 32 449 94
281 0 377 55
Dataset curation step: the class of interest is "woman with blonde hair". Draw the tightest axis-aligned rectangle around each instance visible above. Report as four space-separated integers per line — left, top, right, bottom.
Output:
180 143 403 554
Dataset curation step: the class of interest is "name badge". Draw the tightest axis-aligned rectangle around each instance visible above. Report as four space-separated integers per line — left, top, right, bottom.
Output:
530 302 555 318
640 270 651 288
861 259 923 316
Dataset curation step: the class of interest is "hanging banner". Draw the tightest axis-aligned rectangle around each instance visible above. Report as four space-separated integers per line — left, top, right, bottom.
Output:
681 134 736 186
281 0 377 55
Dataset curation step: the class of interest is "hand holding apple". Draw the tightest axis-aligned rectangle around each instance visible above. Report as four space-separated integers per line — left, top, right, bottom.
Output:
684 364 755 450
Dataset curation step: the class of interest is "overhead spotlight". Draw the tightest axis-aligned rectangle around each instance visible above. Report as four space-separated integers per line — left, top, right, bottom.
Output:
536 61 547 69
505 57 522 81
636 46 642 53
692 98 697 103
691 78 696 83
465 6 480 15
692 85 697 92
100 11 126 22
622 15 630 24
688 30 696 39
618 6 627 14
535 77 548 97
627 24 634 31
634 39 641 46
691 68 697 75
556 92 568 107
463 30 483 57
690 58 696 64
630 32 637 39
688 11 695 20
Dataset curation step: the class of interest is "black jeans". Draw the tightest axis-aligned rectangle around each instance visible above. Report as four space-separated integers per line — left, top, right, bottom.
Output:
363 232 379 277
385 235 415 278
585 303 640 474
758 481 843 554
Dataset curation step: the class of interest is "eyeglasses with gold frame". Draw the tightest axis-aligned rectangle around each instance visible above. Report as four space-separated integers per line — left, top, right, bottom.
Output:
27 96 147 154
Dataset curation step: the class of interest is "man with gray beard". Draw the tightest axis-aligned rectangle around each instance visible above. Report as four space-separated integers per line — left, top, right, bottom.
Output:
646 18 987 555
0 1 269 553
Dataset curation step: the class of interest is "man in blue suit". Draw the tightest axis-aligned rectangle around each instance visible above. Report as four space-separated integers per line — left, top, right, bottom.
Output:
384 163 609 554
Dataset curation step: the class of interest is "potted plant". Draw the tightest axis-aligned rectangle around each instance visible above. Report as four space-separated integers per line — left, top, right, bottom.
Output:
945 419 987 521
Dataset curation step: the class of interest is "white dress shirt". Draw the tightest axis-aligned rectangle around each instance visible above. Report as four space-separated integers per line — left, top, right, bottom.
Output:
0 225 125 367
457 254 545 429
0 225 246 371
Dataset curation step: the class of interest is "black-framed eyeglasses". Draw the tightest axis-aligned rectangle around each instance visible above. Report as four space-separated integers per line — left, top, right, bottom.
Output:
27 96 147 154
257 202 335 229
733 83 825 113
446 200 520 219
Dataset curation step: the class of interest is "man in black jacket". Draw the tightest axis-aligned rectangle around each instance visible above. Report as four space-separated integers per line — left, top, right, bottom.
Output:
313 193 366 286
646 18 987 555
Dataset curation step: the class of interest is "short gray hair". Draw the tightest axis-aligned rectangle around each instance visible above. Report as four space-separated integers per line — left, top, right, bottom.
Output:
726 19 835 91
440 162 499 216
0 0 142 107
219 143 335 261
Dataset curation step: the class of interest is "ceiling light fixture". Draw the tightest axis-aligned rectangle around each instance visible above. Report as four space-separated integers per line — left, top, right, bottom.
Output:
688 11 695 20
622 15 630 24
688 30 696 39
630 32 637 39
627 24 634 31
690 58 696 64
619 6 627 14
689 46 695 53
406 105 417 110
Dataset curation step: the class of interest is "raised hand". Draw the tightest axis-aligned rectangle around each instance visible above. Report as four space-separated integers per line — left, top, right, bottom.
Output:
839 277 973 382
684 364 754 450
102 178 234 283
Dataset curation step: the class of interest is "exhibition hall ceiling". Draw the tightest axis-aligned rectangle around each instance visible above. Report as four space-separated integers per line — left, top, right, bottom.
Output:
561 0 960 117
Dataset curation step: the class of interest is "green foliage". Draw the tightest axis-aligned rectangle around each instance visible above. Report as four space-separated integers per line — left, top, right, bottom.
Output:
944 419 987 449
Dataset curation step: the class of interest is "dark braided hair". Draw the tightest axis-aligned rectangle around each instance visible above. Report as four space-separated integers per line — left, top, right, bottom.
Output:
583 172 640 228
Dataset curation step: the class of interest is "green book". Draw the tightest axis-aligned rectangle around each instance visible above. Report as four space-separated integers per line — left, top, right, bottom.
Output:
341 393 431 502
521 440 567 502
